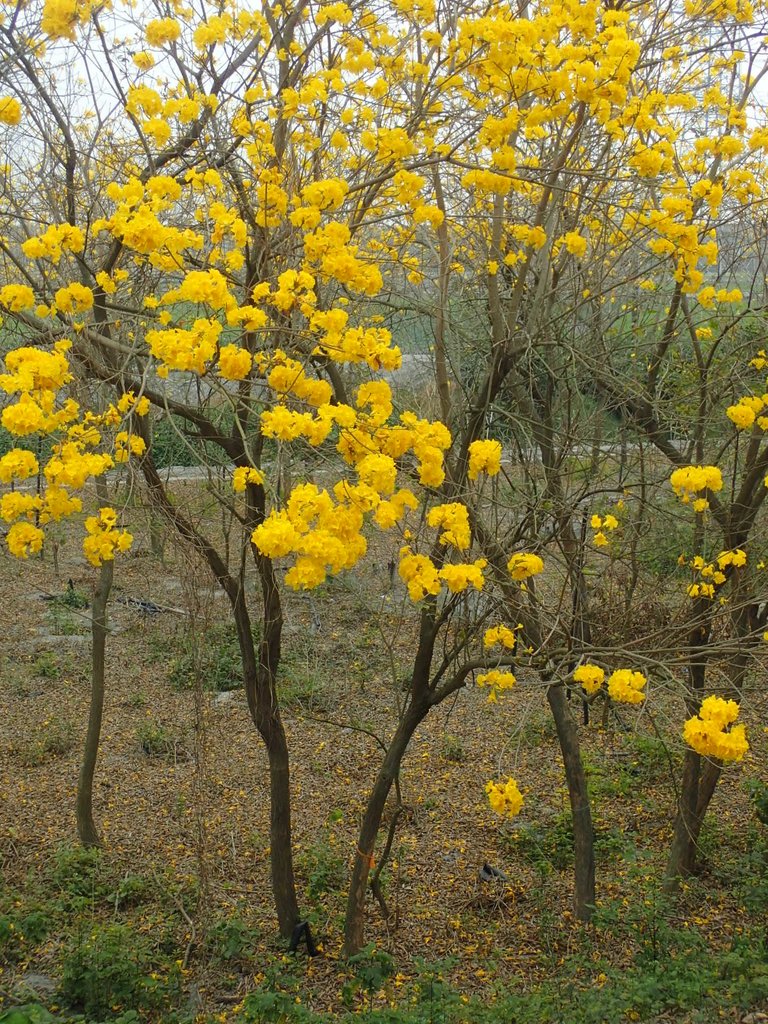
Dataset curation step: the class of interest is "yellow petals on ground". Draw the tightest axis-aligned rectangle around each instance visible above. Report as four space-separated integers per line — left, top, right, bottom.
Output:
683 696 749 762
486 778 523 818
607 669 647 704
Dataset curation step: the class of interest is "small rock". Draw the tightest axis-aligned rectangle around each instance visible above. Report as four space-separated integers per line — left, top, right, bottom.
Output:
19 972 57 996
214 690 234 705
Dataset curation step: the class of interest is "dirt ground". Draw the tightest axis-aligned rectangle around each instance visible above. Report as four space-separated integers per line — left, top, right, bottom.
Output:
0 480 766 1016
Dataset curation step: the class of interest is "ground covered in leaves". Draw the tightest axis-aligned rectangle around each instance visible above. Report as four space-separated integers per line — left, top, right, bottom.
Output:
1 481 767 1024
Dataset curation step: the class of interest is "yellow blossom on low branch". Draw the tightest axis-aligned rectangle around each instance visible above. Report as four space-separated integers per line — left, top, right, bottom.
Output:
233 467 265 492
607 669 647 704
486 778 524 818
82 508 133 566
669 465 723 511
484 625 517 650
477 669 516 702
427 502 471 550
438 559 487 593
507 552 544 580
683 696 749 762
573 663 605 695
398 548 441 602
468 439 502 481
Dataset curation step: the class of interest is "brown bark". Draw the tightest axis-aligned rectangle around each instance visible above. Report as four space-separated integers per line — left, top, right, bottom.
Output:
343 702 429 956
138 452 300 937
664 611 711 889
76 558 113 848
547 682 595 919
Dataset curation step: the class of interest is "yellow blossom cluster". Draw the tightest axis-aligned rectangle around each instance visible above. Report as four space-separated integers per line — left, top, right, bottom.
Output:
147 319 222 377
114 432 147 464
21 223 85 263
683 549 745 599
507 552 544 581
82 508 133 567
607 669 647 704
591 511 619 548
669 465 723 511
41 0 90 40
251 483 367 589
573 663 605 695
468 439 502 481
0 97 21 125
726 394 768 431
0 285 36 312
398 547 487 601
0 448 39 483
477 669 516 702
683 696 749 762
426 503 471 550
267 354 332 408
0 343 140 563
484 625 517 650
233 467 265 492
486 778 524 818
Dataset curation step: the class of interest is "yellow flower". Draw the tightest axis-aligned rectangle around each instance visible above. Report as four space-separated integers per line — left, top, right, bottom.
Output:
468 439 502 481
726 403 757 430
573 663 605 695
6 521 44 558
607 669 647 704
145 17 181 45
477 668 516 701
438 559 487 593
0 447 39 483
218 345 253 381
683 696 749 762
427 502 471 551
507 552 544 580
0 97 21 125
485 778 523 818
484 625 517 650
563 230 587 257
233 466 265 492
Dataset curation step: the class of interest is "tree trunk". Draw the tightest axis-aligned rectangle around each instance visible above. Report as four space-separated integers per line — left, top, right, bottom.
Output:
663 747 701 888
344 703 428 956
138 454 300 937
547 682 595 920
247 546 300 938
76 558 113 848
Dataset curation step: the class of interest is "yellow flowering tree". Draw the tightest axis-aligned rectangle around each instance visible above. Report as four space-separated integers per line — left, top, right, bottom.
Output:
0 0 767 958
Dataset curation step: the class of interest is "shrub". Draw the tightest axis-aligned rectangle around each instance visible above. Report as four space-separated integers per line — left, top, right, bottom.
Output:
59 922 178 1020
